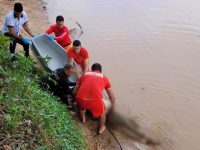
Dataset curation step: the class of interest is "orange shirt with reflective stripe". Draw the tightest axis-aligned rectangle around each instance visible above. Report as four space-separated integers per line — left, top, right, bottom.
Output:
76 71 111 101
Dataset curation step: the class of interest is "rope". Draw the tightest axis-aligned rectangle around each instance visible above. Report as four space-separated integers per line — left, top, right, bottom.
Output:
107 126 123 150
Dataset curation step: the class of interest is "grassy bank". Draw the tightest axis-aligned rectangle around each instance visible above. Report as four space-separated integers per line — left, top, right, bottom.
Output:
0 35 86 150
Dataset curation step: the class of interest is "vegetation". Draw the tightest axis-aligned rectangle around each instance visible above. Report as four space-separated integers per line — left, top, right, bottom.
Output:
0 35 86 150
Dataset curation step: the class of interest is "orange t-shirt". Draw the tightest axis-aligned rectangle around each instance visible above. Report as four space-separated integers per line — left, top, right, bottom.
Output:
67 47 89 71
76 71 111 117
76 71 111 101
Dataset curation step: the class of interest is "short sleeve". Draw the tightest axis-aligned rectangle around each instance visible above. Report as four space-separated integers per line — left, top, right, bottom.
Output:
6 15 14 27
104 76 111 89
67 48 74 59
22 11 28 24
82 48 89 59
45 25 55 34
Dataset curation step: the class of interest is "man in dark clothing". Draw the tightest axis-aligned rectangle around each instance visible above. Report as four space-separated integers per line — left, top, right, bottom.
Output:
40 64 76 107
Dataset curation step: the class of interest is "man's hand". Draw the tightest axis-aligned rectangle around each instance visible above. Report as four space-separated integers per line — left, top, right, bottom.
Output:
48 35 54 40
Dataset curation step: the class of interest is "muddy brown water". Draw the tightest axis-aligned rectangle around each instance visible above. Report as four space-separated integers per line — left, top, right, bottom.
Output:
46 0 200 149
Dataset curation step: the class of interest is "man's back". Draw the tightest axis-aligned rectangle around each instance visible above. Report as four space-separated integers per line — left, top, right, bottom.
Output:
76 71 111 101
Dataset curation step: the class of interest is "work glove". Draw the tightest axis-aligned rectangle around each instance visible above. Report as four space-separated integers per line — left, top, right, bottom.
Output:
48 35 54 40
22 37 31 44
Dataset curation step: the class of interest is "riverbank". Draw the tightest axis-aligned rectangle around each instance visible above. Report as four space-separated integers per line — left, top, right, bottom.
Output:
0 1 140 150
0 0 49 35
0 1 87 149
0 34 86 149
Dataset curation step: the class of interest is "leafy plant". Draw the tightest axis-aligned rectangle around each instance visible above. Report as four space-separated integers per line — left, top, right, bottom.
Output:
0 35 86 150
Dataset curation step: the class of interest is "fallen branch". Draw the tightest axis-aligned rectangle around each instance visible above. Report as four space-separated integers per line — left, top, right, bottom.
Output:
0 136 12 146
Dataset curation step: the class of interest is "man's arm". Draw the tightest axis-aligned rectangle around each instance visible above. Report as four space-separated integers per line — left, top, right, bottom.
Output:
69 58 74 65
8 27 23 40
73 76 82 95
23 22 34 37
55 32 67 42
45 25 54 35
83 58 89 74
106 88 115 106
5 15 23 40
73 84 80 95
54 28 69 42
58 77 76 88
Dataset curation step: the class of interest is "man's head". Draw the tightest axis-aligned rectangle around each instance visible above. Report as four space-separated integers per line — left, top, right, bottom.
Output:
56 15 64 29
92 63 102 72
64 64 74 76
14 3 23 18
73 40 81 53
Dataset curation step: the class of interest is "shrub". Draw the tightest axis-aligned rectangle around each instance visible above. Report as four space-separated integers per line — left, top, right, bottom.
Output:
0 35 86 150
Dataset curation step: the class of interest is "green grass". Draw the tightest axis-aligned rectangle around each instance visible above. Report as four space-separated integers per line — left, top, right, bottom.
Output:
0 35 86 150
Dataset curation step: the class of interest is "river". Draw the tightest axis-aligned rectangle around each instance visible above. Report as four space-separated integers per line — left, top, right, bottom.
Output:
46 0 200 149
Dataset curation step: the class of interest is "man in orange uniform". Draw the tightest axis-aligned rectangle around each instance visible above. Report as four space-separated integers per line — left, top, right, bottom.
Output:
67 40 89 74
73 63 115 134
45 15 72 51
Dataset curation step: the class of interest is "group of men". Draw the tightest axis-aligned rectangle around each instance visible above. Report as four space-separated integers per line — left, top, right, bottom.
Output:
1 2 115 134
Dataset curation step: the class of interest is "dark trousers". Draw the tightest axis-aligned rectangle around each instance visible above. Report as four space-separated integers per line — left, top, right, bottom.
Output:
5 33 29 57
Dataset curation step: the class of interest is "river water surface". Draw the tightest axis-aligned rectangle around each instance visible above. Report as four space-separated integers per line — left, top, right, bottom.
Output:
47 0 200 149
